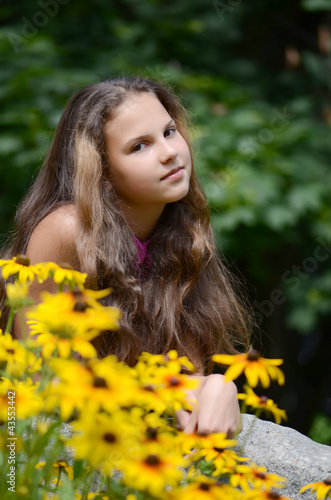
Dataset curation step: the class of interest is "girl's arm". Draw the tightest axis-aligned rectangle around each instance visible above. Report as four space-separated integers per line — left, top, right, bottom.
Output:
176 374 242 438
14 205 78 338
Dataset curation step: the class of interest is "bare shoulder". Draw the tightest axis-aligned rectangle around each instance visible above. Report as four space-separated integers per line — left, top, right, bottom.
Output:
35 204 77 236
26 204 78 266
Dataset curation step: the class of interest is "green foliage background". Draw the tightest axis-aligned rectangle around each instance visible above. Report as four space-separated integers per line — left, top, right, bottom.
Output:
0 0 330 442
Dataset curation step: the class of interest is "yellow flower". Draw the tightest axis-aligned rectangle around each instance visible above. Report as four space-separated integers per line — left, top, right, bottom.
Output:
133 351 199 413
27 288 120 336
0 255 40 283
300 479 331 500
44 356 137 419
170 474 242 500
26 288 121 357
136 417 187 462
0 331 42 378
35 262 87 288
35 459 74 481
36 420 50 435
212 349 285 388
211 450 248 477
121 449 184 497
29 328 98 360
75 494 110 500
247 463 287 490
238 386 287 424
5 282 33 308
245 490 292 500
42 494 60 500
0 377 43 420
180 432 237 461
223 463 256 493
192 436 247 477
157 369 199 411
138 349 195 373
217 460 285 494
68 410 139 474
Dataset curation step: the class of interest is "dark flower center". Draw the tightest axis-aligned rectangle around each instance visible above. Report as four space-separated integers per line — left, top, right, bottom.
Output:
259 396 269 404
144 454 161 466
168 376 180 386
93 377 107 388
214 447 225 453
72 287 84 298
103 433 116 443
268 493 281 499
6 349 15 355
146 427 158 440
324 479 331 486
247 348 260 361
143 385 155 392
73 300 89 312
255 472 267 479
16 254 30 266
199 482 210 491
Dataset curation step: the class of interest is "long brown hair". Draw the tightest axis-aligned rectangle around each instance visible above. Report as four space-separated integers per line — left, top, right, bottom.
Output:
0 76 251 372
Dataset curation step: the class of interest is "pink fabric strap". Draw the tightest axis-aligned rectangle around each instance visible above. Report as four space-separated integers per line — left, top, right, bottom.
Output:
132 234 151 270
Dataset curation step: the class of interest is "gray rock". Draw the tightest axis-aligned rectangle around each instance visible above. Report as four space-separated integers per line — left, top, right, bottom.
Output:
236 414 331 500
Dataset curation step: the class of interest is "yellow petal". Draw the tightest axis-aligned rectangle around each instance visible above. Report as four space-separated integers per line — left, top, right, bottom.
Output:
212 354 240 365
224 361 246 381
60 398 74 421
42 343 56 359
58 340 71 358
265 358 284 366
73 340 97 359
245 366 259 387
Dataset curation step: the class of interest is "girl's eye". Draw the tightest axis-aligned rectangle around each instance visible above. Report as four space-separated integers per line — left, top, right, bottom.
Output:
164 127 176 138
132 143 147 153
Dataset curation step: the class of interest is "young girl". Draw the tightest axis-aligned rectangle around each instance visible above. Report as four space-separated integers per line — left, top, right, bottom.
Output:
0 76 251 437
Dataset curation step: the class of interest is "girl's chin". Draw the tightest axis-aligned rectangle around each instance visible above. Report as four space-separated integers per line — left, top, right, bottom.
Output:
164 184 190 203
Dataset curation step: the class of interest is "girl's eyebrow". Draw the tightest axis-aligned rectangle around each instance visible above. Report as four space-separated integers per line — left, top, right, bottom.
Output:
123 119 175 148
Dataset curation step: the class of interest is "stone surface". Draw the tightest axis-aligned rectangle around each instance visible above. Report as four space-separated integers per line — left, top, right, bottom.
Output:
236 414 331 499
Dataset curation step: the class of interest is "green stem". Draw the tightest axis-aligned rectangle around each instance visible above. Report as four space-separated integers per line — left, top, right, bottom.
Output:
5 307 16 334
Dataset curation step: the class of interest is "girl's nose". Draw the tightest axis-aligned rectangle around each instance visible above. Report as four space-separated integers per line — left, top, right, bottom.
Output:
159 139 178 164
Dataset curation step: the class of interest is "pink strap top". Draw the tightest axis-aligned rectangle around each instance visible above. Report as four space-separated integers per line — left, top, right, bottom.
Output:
132 234 151 274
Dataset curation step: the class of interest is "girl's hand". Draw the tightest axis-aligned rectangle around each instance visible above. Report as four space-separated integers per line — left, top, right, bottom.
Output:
176 374 242 438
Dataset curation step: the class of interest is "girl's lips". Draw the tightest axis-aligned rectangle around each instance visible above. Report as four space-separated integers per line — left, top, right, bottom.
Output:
161 167 184 180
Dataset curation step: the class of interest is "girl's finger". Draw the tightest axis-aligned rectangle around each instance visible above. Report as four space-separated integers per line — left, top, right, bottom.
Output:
175 409 191 430
183 408 198 434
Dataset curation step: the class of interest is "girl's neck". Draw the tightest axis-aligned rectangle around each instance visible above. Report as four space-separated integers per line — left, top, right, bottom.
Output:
120 201 165 241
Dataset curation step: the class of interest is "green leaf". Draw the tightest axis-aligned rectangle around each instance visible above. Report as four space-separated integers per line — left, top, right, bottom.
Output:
301 0 331 10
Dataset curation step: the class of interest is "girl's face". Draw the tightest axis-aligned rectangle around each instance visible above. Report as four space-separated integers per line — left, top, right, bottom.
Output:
104 92 192 212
